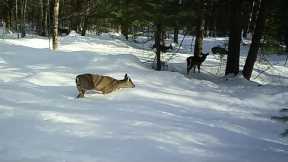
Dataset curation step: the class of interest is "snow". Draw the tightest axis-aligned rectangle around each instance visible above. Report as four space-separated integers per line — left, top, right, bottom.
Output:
0 33 288 162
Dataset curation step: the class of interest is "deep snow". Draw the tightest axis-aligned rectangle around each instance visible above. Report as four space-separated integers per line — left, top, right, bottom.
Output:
0 33 288 162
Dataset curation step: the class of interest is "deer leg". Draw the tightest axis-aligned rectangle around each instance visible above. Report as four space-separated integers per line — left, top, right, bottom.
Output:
102 88 113 95
193 66 196 73
187 67 191 75
197 65 200 73
77 89 85 98
187 60 191 75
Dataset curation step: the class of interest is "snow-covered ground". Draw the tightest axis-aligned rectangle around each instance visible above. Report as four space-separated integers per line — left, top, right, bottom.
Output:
0 33 288 162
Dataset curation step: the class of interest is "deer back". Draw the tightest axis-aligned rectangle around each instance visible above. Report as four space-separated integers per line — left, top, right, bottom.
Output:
76 74 114 91
211 47 228 55
76 73 135 94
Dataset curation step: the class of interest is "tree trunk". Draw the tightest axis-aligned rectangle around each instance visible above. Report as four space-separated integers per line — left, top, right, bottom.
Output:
194 1 205 57
121 23 129 40
81 18 88 36
155 23 162 71
173 27 179 44
81 0 90 36
248 0 261 33
38 0 48 36
242 0 254 38
225 0 242 75
284 33 288 52
20 0 27 38
242 0 268 80
39 0 44 36
15 0 19 38
44 0 49 36
52 0 60 50
6 10 12 31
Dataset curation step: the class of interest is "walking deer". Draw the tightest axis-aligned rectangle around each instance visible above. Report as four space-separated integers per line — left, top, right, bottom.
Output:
75 73 135 98
186 53 209 74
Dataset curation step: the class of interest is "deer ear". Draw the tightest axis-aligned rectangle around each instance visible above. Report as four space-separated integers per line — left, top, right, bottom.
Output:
124 73 128 79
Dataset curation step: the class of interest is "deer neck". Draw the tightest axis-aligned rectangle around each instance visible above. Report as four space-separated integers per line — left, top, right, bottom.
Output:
115 79 127 89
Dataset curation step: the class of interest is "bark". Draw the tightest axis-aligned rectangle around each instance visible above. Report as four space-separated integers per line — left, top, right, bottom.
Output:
242 0 268 80
173 27 179 44
39 0 44 35
284 32 288 52
225 0 242 75
15 0 19 37
81 18 88 36
121 23 129 40
52 0 60 50
248 0 261 33
38 0 48 36
44 0 49 36
20 0 27 38
81 0 90 36
242 0 254 38
194 1 205 57
155 23 162 71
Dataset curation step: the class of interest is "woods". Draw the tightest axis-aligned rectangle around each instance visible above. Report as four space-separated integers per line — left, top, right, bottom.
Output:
0 0 287 75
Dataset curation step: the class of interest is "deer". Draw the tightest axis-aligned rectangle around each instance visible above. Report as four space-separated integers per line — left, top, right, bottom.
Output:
211 46 228 68
186 52 209 75
152 44 173 53
211 46 228 55
211 46 228 56
75 73 135 98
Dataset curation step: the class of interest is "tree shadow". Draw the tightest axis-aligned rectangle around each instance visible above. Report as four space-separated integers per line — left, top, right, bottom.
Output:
271 108 288 137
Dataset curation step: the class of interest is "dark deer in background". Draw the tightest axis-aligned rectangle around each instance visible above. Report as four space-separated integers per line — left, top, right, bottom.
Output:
76 73 135 98
152 44 173 53
211 46 228 71
186 52 209 74
211 46 228 55
211 46 228 61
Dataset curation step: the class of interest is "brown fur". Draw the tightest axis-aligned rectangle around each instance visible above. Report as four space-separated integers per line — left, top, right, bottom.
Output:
75 73 135 98
186 53 209 74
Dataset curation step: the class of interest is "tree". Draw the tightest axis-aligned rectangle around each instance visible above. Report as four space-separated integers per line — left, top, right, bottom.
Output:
19 0 28 38
242 0 269 80
52 0 60 50
81 0 91 36
154 23 162 70
225 0 243 75
193 0 206 57
38 0 49 36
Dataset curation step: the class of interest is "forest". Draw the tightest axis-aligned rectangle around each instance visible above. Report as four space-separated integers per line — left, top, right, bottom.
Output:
0 0 288 162
1 0 288 77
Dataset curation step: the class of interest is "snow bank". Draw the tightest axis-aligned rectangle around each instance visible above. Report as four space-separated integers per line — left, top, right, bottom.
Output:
68 30 80 37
